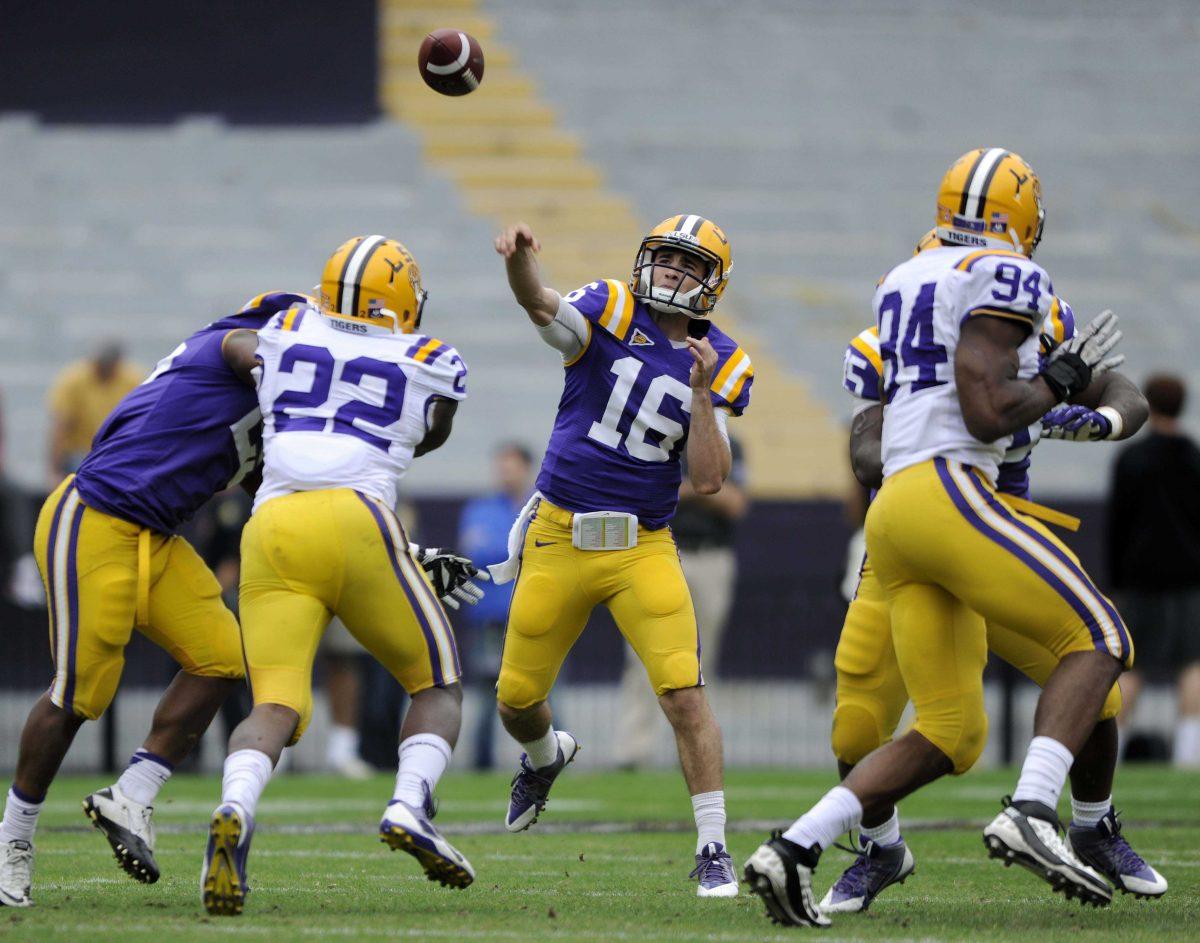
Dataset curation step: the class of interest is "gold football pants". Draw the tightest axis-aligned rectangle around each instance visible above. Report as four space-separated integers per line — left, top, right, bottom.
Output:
33 476 243 720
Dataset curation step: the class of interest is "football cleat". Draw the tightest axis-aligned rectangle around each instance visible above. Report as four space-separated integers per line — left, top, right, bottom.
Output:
743 832 831 928
1069 808 1167 899
82 786 160 884
819 837 915 913
380 785 474 889
201 803 254 916
504 732 580 832
0 840 33 908
691 841 739 897
983 797 1111 907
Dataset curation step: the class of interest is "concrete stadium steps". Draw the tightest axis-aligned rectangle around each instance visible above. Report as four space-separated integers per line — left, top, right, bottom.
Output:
482 0 1200 497
0 116 555 493
380 0 849 495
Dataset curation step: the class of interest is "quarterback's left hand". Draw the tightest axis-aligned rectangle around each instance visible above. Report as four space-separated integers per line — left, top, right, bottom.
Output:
412 545 490 609
1041 404 1121 441
687 337 718 391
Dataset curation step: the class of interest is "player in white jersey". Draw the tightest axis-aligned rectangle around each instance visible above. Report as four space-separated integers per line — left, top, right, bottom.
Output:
747 150 1134 927
824 236 1161 914
201 236 483 916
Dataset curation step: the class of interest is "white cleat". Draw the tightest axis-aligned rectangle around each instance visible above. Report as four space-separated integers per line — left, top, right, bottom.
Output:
82 786 159 884
0 839 33 908
743 832 831 927
983 798 1111 908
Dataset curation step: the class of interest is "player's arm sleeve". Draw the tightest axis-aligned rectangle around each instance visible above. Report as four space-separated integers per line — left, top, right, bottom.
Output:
561 278 637 341
709 346 754 416
535 293 591 362
955 253 1053 335
843 326 883 402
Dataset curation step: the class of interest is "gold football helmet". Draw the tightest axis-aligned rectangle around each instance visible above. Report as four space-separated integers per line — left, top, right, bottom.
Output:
936 148 1044 257
319 235 427 333
630 215 732 317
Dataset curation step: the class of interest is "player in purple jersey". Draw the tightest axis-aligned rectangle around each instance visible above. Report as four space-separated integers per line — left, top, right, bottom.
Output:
490 215 752 897
0 292 307 908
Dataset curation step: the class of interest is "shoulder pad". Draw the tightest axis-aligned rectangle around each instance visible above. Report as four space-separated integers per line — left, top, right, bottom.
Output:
562 279 636 341
844 325 883 400
709 340 753 415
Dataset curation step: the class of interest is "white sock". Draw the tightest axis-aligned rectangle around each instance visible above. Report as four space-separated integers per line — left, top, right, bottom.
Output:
860 808 902 846
393 734 453 807
116 749 173 806
1012 735 1074 809
221 749 274 820
783 785 863 852
0 787 42 844
691 790 726 853
521 728 562 770
1173 716 1200 768
326 724 360 767
1070 795 1111 828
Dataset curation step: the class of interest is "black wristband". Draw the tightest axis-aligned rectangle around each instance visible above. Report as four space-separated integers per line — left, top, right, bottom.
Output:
1038 351 1092 402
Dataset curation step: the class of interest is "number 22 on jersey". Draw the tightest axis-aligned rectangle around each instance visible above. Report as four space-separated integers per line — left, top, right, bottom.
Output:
587 356 692 463
269 344 408 450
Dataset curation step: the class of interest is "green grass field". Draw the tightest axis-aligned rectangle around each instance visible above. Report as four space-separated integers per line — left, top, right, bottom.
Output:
7 767 1199 941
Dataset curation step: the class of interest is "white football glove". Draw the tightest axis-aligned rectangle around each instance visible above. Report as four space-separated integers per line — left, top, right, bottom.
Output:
410 544 490 610
1039 309 1125 402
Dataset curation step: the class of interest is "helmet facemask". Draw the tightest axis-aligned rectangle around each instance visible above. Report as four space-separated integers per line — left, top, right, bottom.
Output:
632 238 726 318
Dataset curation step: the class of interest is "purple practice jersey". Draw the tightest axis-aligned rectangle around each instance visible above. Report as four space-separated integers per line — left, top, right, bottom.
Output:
537 279 753 528
72 292 309 533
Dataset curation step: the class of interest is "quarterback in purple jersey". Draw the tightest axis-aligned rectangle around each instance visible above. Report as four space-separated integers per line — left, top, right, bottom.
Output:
491 215 752 898
0 291 306 908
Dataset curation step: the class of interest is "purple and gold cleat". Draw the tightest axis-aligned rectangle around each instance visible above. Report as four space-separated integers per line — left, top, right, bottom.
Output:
201 804 254 916
380 785 474 889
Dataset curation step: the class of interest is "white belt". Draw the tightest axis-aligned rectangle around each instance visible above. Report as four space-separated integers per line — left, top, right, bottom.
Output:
486 496 639 584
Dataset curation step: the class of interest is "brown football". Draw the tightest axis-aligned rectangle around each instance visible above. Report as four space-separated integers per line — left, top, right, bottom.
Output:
417 28 485 97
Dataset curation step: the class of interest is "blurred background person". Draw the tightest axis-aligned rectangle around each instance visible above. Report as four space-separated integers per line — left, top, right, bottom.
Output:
1108 374 1200 766
614 436 749 769
457 442 535 769
46 339 142 484
318 620 372 778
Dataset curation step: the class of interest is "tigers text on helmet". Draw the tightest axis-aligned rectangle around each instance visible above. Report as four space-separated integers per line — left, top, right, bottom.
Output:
935 148 1044 257
319 235 428 333
630 215 732 318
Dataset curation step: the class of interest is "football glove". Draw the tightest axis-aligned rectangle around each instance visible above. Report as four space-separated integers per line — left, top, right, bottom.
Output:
1038 309 1124 402
1041 404 1123 441
411 544 490 610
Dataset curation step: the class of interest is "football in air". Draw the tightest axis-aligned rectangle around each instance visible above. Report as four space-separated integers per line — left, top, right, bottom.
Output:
418 28 485 96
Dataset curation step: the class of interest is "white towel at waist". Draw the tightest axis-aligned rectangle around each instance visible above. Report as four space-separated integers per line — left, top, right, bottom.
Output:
486 491 543 585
